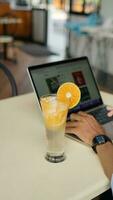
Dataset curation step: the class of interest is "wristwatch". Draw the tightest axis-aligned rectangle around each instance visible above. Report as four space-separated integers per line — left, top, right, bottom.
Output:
92 134 112 153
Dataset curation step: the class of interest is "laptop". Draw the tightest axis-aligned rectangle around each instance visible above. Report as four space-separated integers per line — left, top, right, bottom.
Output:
27 56 113 142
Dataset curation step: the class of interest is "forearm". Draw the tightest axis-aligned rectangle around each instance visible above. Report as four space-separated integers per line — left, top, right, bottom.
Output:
96 142 113 180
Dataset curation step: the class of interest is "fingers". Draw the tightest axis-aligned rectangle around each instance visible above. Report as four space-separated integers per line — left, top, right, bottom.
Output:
70 111 93 122
65 127 78 135
106 106 113 117
107 106 113 111
70 112 85 121
107 111 113 117
106 107 113 117
79 112 95 120
66 122 75 128
66 121 78 128
78 111 89 117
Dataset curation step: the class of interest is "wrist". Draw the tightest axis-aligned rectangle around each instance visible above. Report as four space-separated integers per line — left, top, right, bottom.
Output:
92 134 112 153
90 131 106 145
96 141 112 152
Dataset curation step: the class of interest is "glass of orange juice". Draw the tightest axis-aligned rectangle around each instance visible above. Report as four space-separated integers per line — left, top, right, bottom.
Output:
40 82 81 163
40 94 68 163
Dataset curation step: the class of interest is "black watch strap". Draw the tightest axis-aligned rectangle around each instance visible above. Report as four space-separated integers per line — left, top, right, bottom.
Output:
92 135 112 153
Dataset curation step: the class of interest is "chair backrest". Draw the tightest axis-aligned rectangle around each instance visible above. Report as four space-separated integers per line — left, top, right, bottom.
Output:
0 62 18 97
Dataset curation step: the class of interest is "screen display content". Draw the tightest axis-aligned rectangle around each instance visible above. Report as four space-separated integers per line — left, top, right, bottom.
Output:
29 58 102 114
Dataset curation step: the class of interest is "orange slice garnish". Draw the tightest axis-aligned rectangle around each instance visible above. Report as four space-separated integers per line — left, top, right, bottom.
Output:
57 82 81 109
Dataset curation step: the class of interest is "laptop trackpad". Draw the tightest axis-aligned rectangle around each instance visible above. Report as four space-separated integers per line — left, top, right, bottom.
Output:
103 121 113 140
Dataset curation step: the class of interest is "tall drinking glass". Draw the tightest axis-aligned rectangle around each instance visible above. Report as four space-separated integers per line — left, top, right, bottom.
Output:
40 94 68 163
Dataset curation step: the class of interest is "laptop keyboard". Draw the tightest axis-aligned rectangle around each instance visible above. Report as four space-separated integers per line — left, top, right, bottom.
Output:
89 107 113 124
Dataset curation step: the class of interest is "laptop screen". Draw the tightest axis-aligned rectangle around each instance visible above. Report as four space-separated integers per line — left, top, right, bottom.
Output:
28 57 103 114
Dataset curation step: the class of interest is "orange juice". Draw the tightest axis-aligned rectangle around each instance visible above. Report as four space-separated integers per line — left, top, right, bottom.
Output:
40 95 68 162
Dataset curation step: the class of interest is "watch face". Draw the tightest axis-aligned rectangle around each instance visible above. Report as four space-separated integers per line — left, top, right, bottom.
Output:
92 135 112 153
96 135 105 144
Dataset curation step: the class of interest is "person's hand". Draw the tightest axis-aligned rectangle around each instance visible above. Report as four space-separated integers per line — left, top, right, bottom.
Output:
66 111 106 145
107 106 113 117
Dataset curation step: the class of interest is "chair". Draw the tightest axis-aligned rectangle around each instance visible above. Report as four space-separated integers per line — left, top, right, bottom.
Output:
0 62 18 97
0 12 20 61
0 35 13 60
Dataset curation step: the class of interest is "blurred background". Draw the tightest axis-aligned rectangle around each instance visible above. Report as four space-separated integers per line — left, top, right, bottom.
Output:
0 0 113 100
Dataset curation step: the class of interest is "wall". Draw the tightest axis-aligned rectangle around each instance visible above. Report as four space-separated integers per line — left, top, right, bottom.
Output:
101 0 113 20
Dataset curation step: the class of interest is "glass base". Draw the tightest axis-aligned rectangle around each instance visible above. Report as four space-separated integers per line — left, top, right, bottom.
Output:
45 153 65 163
